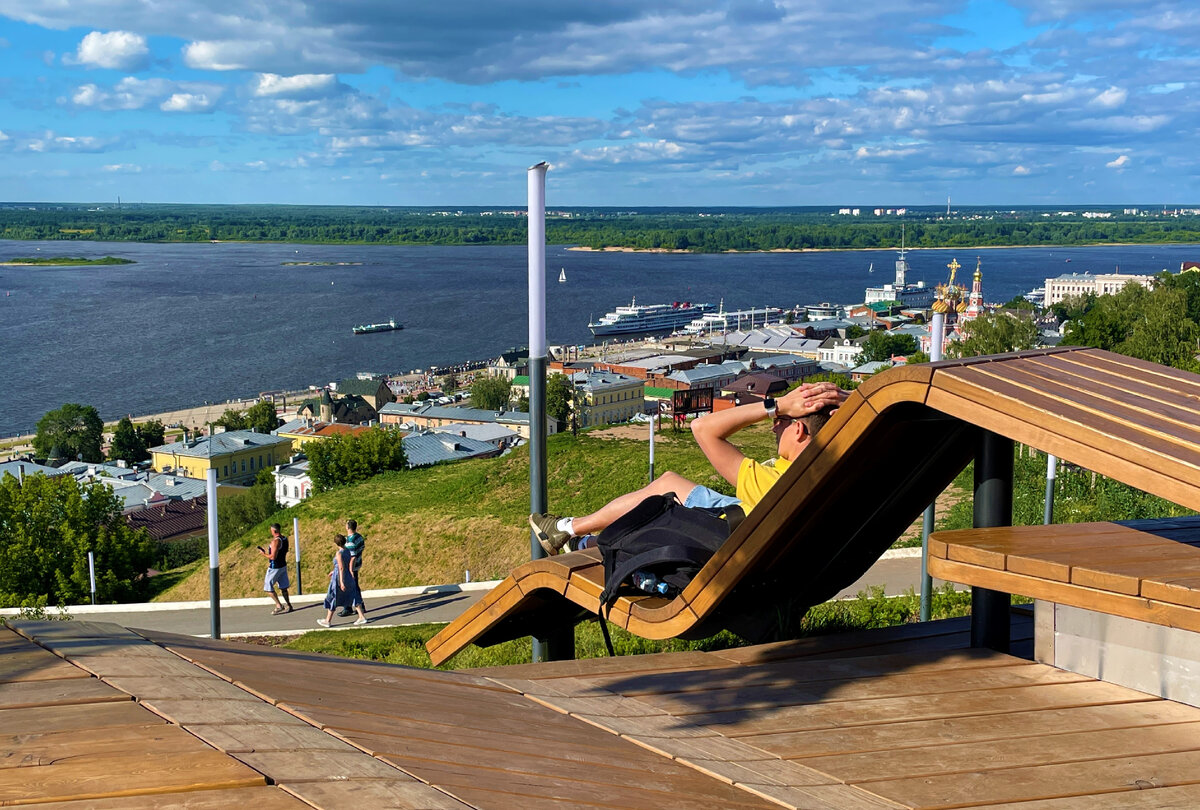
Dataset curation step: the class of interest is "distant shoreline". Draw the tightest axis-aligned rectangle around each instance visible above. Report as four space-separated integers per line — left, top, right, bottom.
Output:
0 256 134 266
566 243 1168 254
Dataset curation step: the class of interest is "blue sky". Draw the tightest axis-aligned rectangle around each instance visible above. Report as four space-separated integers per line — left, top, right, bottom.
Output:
0 0 1194 206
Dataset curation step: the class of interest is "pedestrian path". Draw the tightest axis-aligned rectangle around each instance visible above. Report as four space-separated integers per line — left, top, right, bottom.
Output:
0 550 939 639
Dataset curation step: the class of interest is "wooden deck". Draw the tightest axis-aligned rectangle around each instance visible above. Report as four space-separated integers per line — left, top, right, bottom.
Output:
8 613 1200 808
428 347 1200 665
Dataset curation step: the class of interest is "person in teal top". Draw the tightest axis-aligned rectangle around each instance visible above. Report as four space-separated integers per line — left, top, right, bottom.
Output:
338 519 366 617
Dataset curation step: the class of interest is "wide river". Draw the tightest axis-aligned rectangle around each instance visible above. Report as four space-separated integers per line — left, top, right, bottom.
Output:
1 239 1195 437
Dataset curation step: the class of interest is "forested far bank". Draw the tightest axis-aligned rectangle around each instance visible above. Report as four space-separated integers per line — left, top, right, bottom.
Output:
2 204 1200 251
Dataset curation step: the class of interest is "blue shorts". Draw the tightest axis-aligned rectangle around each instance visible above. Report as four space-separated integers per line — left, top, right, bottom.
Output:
683 485 740 511
264 566 290 592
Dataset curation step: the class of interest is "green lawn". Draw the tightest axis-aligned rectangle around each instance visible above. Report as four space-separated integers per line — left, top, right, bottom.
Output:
154 424 758 602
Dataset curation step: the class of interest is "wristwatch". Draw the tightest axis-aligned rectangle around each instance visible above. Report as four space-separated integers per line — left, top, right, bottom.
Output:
763 396 777 418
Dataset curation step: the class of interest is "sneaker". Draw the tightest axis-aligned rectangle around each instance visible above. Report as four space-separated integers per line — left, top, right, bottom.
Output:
336 608 352 617
317 618 331 628
271 606 285 615
353 617 368 625
529 513 572 555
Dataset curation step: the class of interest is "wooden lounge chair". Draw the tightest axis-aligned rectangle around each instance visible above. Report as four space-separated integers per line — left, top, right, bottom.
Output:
428 347 1200 665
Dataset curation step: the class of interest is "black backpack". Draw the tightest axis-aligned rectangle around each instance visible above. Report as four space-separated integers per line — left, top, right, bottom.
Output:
595 493 740 654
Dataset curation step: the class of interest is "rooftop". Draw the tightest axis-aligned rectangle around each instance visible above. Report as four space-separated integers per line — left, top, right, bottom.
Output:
147 430 291 459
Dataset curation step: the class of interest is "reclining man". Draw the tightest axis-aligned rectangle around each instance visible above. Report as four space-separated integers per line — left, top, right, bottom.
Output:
530 381 847 554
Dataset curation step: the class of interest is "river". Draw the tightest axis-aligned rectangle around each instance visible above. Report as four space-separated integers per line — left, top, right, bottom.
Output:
0 239 1194 437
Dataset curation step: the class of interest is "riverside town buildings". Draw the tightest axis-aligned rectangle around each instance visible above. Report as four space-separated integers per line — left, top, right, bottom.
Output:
1044 271 1155 305
147 429 292 485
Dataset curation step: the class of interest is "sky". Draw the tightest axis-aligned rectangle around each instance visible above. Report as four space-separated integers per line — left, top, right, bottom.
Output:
0 1 1195 207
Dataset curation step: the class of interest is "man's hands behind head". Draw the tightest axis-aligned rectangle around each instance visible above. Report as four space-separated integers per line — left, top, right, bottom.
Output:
778 382 849 418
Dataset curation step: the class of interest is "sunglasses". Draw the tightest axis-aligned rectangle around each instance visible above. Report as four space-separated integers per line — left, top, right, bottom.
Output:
771 415 795 439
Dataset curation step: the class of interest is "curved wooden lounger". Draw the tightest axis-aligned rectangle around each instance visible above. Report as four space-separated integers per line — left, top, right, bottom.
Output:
428 347 1200 665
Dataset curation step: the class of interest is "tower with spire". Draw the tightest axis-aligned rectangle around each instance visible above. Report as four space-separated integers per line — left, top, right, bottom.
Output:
963 258 985 321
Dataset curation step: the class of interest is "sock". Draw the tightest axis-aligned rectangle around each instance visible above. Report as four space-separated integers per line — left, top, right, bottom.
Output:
557 517 576 536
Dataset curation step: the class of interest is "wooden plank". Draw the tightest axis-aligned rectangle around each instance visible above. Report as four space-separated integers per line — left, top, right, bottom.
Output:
925 382 1200 513
99 675 262 702
803 721 1200 783
27 786 312 810
235 749 408 782
1143 575 1200 610
746 700 1199 759
968 783 1200 809
868 750 1200 810
1 724 214 770
282 780 477 810
0 701 161 737
929 556 1200 632
583 650 1046 698
0 650 89 684
683 680 1155 737
379 758 780 810
1054 349 1200 400
184 722 356 754
941 365 1200 475
1003 356 1200 448
138 698 310 727
0 677 129 710
0 749 265 805
623 664 1089 717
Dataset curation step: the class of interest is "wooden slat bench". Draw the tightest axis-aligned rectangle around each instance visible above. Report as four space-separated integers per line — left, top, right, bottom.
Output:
929 517 1200 631
429 348 1200 665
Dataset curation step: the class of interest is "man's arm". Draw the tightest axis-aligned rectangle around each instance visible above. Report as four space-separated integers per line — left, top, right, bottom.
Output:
690 402 772 486
691 382 848 487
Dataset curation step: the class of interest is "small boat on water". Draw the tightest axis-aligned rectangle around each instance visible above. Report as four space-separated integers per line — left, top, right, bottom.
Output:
352 319 403 335
559 267 567 283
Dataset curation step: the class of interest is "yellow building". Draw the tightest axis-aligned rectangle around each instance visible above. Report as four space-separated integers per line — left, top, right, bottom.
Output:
275 419 375 454
148 430 293 485
575 372 645 428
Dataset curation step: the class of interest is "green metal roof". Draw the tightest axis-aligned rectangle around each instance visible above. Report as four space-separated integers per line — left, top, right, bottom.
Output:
644 387 675 399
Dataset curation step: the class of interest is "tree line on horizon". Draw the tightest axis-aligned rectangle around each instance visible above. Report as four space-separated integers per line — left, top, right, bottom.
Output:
3 206 1200 252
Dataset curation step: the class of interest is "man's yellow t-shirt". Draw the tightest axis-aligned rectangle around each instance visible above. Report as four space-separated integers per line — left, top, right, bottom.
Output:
735 456 792 513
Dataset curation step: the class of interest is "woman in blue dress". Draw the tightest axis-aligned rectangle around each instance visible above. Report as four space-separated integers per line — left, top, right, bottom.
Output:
318 534 368 627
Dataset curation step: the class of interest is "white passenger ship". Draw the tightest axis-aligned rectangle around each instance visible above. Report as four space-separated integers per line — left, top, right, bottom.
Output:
588 298 715 336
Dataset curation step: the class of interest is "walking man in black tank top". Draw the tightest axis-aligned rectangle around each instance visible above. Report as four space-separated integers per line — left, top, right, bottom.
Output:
259 522 294 614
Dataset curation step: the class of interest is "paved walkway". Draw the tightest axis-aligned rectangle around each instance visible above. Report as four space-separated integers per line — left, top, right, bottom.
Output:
1 550 946 638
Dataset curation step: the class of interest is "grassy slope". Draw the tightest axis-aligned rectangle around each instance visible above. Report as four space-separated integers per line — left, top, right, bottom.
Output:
156 424 775 601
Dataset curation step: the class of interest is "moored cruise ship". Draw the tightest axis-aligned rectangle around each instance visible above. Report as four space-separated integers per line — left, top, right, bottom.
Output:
588 298 716 336
680 302 784 335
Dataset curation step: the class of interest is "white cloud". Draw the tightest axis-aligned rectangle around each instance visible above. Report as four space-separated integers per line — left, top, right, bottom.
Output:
161 92 216 112
67 30 150 71
1013 165 1031 175
1106 154 1130 168
184 40 278 71
102 163 141 172
70 77 223 112
1090 86 1127 108
253 73 338 99
24 131 116 153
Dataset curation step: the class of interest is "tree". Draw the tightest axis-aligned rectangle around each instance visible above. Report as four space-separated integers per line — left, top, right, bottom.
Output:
214 408 248 431
33 403 104 462
1118 287 1200 371
950 311 1039 358
470 375 512 411
0 472 157 606
305 428 408 493
246 400 280 433
108 417 147 465
545 373 575 427
216 470 279 546
136 420 165 450
844 324 867 340
859 331 918 363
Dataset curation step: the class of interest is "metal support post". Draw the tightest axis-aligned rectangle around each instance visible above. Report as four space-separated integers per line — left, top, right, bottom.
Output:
972 430 1013 651
87 551 96 605
292 516 303 595
206 469 221 639
527 162 573 662
1043 454 1057 525
919 311 946 622
648 414 655 483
